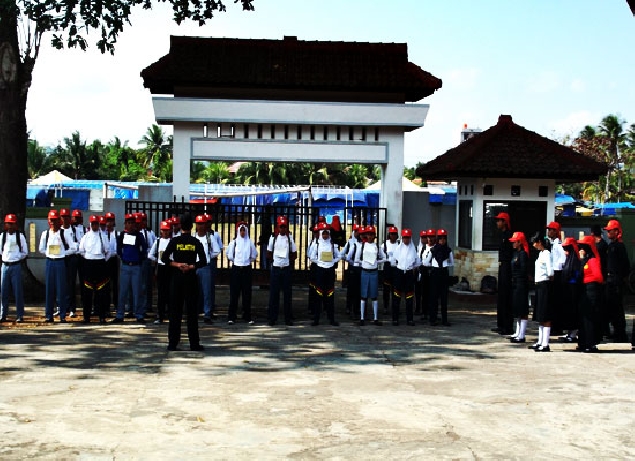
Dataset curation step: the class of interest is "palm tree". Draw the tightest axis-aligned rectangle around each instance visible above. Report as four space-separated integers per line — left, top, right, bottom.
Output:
204 161 230 184
138 124 165 168
598 115 627 201
26 138 49 179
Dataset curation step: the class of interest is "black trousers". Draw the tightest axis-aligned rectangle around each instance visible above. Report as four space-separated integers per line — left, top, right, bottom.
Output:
81 259 109 321
228 265 252 322
314 266 336 324
496 262 513 332
156 264 170 321
168 270 200 348
268 266 293 323
345 266 361 317
392 269 415 322
415 267 429 317
605 278 627 339
106 257 119 309
578 282 601 350
429 267 449 323
382 263 394 311
65 255 80 312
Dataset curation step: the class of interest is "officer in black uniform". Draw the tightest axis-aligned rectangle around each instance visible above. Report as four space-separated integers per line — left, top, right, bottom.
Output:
494 212 514 335
161 213 207 352
604 219 630 343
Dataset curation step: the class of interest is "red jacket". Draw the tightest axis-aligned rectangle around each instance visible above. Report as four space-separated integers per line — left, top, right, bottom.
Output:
582 257 603 284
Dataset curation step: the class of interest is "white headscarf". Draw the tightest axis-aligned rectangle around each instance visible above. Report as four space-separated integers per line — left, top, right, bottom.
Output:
392 240 418 270
234 223 253 264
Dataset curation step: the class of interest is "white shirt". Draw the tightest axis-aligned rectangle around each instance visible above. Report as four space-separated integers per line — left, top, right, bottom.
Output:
79 230 110 261
422 245 454 268
267 233 297 268
210 229 223 256
549 238 566 271
140 228 157 253
382 240 400 260
39 229 68 259
227 237 257 267
348 241 386 270
308 238 341 269
61 225 80 254
343 237 362 266
105 229 118 257
1 231 28 263
196 232 221 264
535 249 553 282
391 242 421 271
148 237 171 265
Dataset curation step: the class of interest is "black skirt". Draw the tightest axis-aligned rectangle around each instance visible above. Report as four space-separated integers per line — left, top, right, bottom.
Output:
511 279 529 318
533 281 552 323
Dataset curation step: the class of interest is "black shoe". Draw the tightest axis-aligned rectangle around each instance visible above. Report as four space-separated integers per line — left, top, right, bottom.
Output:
203 318 213 324
82 319 90 324
268 320 276 327
99 318 106 324
429 321 438 326
45 318 54 323
582 347 599 353
330 321 340 327
167 345 180 351
535 345 551 352
111 318 124 323
441 321 452 327
210 313 218 320
60 318 67 323
527 342 540 350
491 327 502 333
407 321 415 326
499 330 513 336
311 321 319 326
510 337 526 343
0 317 7 322
392 321 399 326
190 344 205 352
285 320 294 326
559 335 575 343
136 318 146 324
125 313 134 319
359 320 365 326
373 320 383 326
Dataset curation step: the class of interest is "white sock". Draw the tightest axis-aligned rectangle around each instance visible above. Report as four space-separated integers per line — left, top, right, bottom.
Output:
569 329 578 338
360 300 366 320
542 326 551 347
537 326 543 345
519 319 528 339
512 320 520 338
372 300 378 320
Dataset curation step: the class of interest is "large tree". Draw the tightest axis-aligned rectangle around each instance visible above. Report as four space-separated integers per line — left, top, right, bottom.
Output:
0 0 254 226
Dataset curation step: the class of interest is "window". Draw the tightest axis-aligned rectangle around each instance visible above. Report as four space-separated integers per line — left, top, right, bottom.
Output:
243 124 249 139
257 124 263 139
482 200 548 251
310 126 315 140
458 200 473 248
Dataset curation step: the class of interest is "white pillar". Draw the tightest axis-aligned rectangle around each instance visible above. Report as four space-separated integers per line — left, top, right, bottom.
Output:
381 128 404 230
172 122 201 202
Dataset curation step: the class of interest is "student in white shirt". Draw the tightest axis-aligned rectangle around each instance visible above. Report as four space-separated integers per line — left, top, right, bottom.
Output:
204 213 223 318
60 208 81 317
0 214 28 322
422 229 454 327
194 215 221 323
266 215 298 326
391 229 422 326
39 210 69 322
148 221 172 324
78 215 110 324
308 222 341 326
226 221 258 325
348 226 386 326
530 233 554 352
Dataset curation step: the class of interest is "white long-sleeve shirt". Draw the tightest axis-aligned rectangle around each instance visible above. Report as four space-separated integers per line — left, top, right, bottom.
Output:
39 229 68 259
1 231 28 263
196 232 221 264
79 230 110 261
267 233 298 268
308 238 341 269
148 237 171 266
549 238 566 271
347 241 386 270
535 249 553 282
226 238 257 267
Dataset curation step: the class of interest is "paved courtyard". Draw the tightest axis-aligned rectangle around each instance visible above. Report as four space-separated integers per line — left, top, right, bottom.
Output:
1 287 634 459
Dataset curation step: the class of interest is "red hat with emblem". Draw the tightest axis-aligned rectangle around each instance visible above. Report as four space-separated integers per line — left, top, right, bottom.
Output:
160 220 171 230
317 222 330 231
89 215 99 223
195 215 206 223
546 221 561 233
277 216 288 226
401 228 412 237
48 210 60 220
437 229 448 236
426 229 436 236
365 226 376 235
388 226 398 234
4 214 17 223
124 213 135 221
105 212 115 220
204 213 212 222
60 208 71 217
98 215 106 224
72 209 82 217
420 230 427 237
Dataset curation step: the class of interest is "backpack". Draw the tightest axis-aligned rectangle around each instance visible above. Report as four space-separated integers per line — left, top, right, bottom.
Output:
480 275 497 294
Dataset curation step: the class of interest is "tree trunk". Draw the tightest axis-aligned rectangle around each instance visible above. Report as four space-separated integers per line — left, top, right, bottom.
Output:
0 7 45 301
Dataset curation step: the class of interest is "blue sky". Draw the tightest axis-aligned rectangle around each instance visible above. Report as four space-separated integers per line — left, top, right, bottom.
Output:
26 0 635 168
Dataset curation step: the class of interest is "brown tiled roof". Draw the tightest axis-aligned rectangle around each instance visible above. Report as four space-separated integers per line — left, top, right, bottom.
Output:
141 36 442 103
415 115 608 182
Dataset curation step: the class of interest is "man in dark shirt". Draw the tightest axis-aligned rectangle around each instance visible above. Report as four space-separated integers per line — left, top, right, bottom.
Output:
604 220 630 343
494 212 514 335
161 213 207 352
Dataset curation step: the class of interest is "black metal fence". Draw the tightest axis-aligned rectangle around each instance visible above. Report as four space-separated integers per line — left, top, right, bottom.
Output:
125 201 386 283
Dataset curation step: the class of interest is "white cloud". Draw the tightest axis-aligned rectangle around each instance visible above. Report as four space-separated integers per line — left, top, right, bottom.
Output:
549 110 599 137
570 78 585 93
526 71 561 94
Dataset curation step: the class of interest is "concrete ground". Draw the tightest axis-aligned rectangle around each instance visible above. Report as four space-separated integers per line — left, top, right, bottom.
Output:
1 286 634 459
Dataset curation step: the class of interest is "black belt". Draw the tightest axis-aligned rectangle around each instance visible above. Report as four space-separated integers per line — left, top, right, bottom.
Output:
362 268 377 272
122 261 140 266
47 258 65 261
3 261 21 266
272 265 290 269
